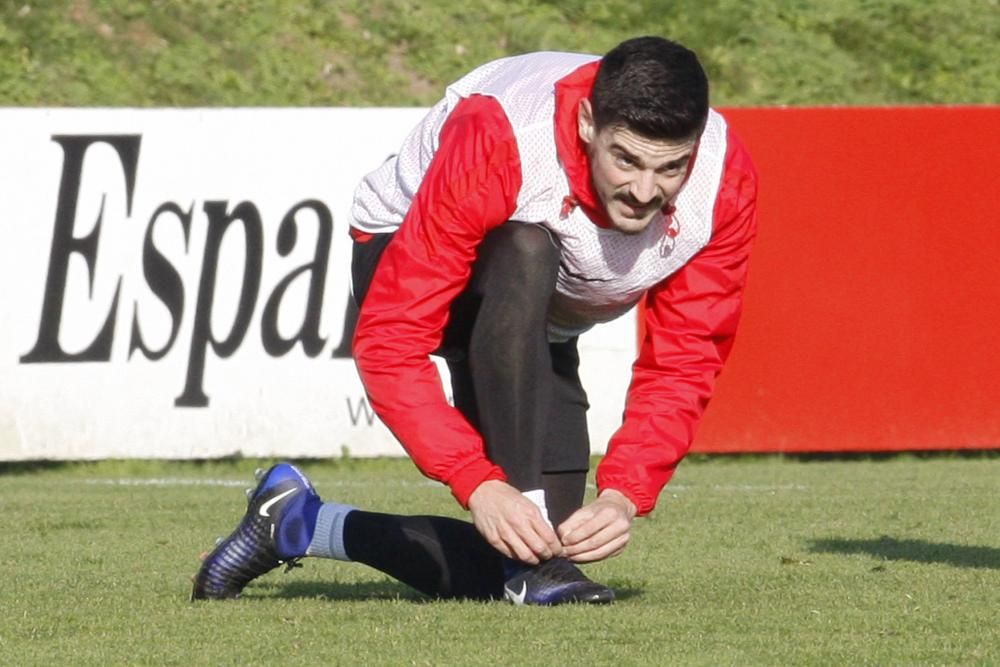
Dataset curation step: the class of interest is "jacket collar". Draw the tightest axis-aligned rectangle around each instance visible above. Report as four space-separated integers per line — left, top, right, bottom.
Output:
553 60 612 228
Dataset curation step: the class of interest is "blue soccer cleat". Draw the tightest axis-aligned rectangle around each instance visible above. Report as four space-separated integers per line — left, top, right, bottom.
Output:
191 463 321 600
502 557 615 606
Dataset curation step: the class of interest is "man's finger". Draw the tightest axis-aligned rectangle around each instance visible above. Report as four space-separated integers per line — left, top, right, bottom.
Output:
559 506 617 546
563 520 623 556
517 513 564 561
529 516 564 558
567 532 630 563
556 506 598 543
519 527 554 561
486 535 516 561
565 526 629 557
511 543 540 564
498 523 542 564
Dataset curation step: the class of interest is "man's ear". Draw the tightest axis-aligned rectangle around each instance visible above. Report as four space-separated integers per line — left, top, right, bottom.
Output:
578 98 595 144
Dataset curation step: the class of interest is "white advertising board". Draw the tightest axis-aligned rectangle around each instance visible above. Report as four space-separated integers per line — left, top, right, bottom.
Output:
0 108 636 461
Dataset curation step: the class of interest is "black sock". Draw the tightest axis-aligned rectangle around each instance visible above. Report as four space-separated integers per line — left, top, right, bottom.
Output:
543 470 588 528
343 511 506 600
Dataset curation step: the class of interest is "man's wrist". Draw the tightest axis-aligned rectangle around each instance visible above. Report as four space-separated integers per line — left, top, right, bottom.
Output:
598 488 638 519
449 460 507 509
467 479 506 507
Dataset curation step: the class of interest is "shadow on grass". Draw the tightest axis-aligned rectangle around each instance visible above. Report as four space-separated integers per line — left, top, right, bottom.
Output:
808 536 1000 569
252 578 643 604
604 582 643 602
261 579 429 602
0 460 77 475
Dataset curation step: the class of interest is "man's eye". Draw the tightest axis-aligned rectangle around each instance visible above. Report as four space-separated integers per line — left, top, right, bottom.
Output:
615 156 634 167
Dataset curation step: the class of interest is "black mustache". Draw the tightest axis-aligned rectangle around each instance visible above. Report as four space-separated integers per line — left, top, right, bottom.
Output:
614 194 662 210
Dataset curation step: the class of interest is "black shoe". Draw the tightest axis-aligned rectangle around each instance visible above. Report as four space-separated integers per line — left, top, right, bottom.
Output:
503 557 615 606
191 463 320 600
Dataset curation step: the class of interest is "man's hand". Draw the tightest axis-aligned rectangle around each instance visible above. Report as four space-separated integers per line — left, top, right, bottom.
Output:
558 489 637 563
467 480 564 564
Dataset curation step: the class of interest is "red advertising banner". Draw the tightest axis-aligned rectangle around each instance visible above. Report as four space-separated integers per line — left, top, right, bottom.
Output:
691 106 1000 453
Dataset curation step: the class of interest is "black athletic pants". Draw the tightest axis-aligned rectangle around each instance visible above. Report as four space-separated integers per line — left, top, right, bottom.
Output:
342 222 592 599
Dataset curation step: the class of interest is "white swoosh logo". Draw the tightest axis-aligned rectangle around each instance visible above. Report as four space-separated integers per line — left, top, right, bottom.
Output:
259 488 298 517
505 582 528 605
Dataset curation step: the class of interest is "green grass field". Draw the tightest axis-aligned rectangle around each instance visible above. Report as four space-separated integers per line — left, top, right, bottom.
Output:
3 454 998 665
2 0 998 106
3 2 999 665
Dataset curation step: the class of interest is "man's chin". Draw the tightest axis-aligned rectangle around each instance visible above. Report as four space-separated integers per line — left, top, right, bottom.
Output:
608 215 654 235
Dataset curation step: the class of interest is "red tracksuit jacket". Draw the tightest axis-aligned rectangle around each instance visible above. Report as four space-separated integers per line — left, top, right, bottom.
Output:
350 52 758 516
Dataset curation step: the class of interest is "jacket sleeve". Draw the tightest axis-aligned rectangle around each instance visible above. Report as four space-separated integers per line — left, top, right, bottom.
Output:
596 129 759 516
352 94 523 507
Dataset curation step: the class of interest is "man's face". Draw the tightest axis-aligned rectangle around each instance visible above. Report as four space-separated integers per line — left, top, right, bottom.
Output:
578 99 698 235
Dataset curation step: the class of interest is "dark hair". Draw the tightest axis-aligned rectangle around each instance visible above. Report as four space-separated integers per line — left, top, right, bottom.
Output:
590 36 709 140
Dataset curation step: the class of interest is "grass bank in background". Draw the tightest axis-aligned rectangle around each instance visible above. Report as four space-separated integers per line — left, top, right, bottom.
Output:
2 0 998 106
2 455 997 665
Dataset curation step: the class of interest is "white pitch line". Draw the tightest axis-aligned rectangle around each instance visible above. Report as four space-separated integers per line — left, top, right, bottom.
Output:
79 479 808 493
81 478 444 489
83 478 247 488
669 483 810 493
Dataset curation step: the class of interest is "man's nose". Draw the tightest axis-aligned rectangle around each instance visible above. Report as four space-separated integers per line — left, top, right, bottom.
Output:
628 171 658 204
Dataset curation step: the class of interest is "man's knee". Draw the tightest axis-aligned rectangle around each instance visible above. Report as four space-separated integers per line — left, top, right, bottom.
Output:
500 221 557 255
476 222 559 292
